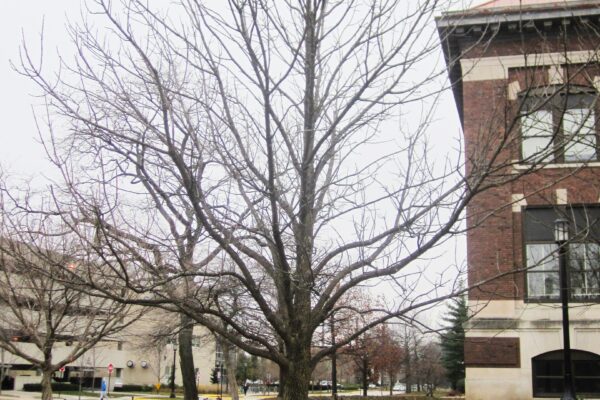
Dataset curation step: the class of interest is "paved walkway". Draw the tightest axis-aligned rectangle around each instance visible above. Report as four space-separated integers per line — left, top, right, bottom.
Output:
0 391 135 400
0 390 412 400
0 392 285 400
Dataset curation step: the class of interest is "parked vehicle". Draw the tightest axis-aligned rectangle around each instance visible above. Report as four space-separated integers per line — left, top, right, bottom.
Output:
392 382 406 392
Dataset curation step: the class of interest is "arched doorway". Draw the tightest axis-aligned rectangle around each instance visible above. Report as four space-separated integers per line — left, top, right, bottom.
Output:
532 349 600 397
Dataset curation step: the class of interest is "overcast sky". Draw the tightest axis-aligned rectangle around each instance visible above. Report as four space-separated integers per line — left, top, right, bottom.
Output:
0 1 80 179
0 1 468 322
0 0 475 178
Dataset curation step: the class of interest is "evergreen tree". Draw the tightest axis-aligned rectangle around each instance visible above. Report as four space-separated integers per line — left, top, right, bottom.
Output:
440 295 467 392
236 353 258 384
210 367 220 384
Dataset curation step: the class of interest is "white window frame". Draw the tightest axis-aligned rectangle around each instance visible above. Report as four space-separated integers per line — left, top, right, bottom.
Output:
563 108 597 162
522 110 554 162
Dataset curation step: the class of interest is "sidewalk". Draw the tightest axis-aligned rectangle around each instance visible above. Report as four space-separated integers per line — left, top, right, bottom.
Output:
0 392 277 400
0 391 135 400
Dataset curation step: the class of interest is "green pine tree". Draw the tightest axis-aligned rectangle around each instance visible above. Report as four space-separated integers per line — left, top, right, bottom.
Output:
440 294 467 392
236 353 258 384
210 367 219 384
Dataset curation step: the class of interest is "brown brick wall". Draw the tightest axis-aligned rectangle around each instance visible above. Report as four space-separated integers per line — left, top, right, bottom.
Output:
463 76 519 300
464 337 520 368
460 30 600 301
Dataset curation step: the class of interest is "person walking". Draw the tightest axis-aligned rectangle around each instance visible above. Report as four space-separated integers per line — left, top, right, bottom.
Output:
100 378 107 400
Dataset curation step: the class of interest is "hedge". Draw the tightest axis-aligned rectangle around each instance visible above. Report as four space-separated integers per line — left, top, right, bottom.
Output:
23 383 80 392
113 384 154 392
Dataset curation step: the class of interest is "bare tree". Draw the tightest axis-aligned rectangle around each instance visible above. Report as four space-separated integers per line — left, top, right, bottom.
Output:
0 202 143 400
128 310 199 400
371 325 404 395
178 314 200 400
131 315 177 392
11 1 582 399
414 341 445 397
345 329 377 397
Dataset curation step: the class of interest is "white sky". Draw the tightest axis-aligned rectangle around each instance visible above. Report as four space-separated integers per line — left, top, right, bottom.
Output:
0 1 89 182
0 0 470 175
0 0 468 328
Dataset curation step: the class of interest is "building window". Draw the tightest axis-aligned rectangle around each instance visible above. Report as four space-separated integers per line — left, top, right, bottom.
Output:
563 108 597 161
117 341 123 351
520 85 597 163
526 243 559 298
191 336 201 348
521 110 554 162
532 350 600 397
524 207 600 300
116 368 122 378
569 243 600 298
215 338 223 367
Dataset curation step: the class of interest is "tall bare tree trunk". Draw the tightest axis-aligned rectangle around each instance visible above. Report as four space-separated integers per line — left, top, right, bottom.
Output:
404 341 412 394
277 364 286 400
361 358 368 397
41 370 53 400
223 341 239 400
178 315 199 400
331 316 337 400
281 346 311 400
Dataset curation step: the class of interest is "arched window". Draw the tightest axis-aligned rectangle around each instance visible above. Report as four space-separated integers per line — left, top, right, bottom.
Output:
519 84 598 163
532 349 600 397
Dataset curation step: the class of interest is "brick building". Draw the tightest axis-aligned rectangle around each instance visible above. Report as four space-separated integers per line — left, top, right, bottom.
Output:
438 1 600 399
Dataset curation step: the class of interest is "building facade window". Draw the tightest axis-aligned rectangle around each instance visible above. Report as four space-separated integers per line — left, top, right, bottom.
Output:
191 336 201 348
215 338 223 367
524 206 600 300
520 85 598 163
532 350 600 397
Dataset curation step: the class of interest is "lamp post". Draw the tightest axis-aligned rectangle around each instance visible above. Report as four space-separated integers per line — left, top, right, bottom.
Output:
218 364 223 400
170 340 177 399
554 218 576 400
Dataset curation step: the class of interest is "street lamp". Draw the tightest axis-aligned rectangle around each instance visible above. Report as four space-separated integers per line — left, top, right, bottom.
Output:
170 340 177 399
554 218 576 400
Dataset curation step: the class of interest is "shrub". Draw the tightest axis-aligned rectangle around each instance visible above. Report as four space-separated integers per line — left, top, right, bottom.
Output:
197 384 220 394
23 383 79 392
113 384 154 392
456 378 465 394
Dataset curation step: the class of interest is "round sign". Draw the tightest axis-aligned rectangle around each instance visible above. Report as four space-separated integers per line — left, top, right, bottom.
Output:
108 363 114 373
59 367 65 373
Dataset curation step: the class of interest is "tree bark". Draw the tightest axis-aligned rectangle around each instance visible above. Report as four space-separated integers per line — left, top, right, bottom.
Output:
281 347 311 400
362 358 368 397
404 341 412 394
278 364 286 400
330 317 337 400
223 340 239 400
41 370 54 400
178 315 199 400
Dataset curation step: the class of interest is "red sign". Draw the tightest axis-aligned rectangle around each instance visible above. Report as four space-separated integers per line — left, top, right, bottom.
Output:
59 367 65 373
108 363 114 373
